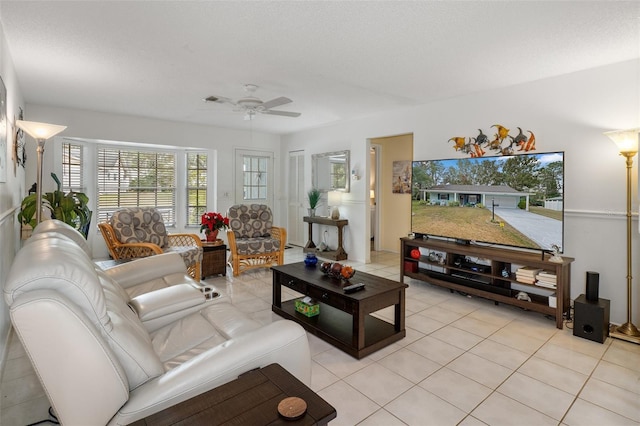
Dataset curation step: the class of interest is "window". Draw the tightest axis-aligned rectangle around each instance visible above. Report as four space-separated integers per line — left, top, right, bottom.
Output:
54 139 213 231
97 147 176 225
330 161 347 190
61 141 84 192
186 152 208 225
243 155 268 200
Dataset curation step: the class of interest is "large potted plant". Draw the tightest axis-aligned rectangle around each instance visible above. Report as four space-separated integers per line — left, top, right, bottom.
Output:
18 173 92 238
307 188 321 217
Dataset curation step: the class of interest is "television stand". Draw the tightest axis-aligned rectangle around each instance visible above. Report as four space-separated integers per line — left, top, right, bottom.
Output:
400 238 573 329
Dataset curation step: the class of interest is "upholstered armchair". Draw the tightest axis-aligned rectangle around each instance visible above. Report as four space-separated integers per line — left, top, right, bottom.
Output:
98 207 203 281
227 204 286 276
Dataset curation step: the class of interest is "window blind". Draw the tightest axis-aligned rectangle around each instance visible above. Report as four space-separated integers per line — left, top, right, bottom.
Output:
97 147 176 225
61 141 84 193
186 152 208 225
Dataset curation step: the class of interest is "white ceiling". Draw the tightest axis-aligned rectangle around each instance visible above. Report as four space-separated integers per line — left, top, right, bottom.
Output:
1 1 639 135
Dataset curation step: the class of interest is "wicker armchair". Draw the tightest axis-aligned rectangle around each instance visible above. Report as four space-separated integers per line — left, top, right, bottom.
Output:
98 207 203 281
227 204 286 276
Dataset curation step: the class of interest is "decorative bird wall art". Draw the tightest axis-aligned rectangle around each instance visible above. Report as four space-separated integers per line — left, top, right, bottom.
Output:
448 125 536 157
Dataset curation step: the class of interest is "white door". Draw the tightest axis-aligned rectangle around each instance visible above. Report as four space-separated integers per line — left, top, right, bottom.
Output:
288 150 305 246
234 149 274 207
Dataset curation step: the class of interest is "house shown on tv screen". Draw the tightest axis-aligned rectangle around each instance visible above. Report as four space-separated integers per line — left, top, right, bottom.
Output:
420 184 531 210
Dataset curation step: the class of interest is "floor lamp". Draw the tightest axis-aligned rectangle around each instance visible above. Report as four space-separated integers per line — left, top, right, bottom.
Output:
605 128 640 344
16 120 67 224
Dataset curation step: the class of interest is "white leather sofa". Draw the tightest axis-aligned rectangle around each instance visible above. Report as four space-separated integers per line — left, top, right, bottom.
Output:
5 221 311 425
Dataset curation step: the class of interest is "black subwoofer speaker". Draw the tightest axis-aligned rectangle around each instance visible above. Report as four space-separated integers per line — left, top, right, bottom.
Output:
586 271 600 301
573 294 610 343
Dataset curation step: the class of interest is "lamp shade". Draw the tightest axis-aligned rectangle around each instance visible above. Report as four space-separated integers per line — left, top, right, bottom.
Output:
328 191 342 206
604 129 640 155
16 120 67 140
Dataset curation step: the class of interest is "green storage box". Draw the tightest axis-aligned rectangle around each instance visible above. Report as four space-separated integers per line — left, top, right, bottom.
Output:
295 297 320 317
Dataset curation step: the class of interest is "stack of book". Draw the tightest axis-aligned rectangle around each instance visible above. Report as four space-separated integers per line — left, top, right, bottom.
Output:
515 266 542 284
536 271 557 289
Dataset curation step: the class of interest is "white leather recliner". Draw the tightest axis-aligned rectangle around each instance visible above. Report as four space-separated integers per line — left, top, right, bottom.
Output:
5 228 311 425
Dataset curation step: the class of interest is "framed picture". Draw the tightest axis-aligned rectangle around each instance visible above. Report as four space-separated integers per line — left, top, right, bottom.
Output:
13 107 25 175
0 76 6 182
392 160 411 194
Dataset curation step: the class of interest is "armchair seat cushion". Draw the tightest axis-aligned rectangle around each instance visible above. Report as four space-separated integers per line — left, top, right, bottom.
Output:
234 236 281 256
110 207 169 248
229 204 273 238
163 246 202 270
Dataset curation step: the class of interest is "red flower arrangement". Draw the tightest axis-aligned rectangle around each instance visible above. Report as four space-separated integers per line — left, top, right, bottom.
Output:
200 211 230 234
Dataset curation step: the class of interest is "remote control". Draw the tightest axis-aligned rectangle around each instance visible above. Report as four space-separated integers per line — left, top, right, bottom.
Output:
343 282 365 294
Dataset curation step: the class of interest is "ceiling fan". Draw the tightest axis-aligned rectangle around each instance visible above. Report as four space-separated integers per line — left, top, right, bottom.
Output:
203 84 301 120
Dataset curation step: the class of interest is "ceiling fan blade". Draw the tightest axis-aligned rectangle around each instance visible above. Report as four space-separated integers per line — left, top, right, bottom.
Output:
203 95 235 105
262 97 292 110
263 110 301 118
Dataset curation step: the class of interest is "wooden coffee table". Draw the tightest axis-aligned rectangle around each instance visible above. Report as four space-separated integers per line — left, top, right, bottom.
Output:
272 262 407 359
130 363 336 425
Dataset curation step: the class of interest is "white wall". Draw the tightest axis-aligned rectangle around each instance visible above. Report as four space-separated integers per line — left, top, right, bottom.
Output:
282 59 640 327
23 105 282 258
9 57 640 332
0 25 25 377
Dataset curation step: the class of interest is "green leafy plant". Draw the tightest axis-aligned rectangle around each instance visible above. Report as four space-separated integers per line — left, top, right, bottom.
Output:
307 188 321 209
18 173 92 238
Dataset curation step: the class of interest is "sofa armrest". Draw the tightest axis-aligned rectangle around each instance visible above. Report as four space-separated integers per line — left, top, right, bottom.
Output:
129 284 205 322
103 253 188 289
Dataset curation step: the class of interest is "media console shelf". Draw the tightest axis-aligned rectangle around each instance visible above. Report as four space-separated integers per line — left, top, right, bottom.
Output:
400 237 574 329
304 216 348 261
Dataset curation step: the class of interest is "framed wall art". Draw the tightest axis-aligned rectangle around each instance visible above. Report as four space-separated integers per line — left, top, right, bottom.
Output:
0 76 6 182
13 107 25 175
392 160 411 194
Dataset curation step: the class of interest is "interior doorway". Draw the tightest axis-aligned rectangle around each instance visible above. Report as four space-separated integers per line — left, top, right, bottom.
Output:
370 145 380 251
368 134 413 255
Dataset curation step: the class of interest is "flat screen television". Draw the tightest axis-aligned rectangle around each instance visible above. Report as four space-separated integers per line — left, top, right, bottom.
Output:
411 151 564 252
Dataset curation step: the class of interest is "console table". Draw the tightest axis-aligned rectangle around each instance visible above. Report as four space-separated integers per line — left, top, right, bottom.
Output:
303 216 348 261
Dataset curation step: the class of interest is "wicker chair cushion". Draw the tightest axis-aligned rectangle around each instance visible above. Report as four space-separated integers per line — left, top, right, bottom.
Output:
164 246 202 267
228 204 273 239
234 237 281 256
110 207 169 248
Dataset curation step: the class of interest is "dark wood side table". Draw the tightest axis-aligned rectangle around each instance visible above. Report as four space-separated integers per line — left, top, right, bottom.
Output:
129 363 336 426
201 241 227 278
303 216 348 261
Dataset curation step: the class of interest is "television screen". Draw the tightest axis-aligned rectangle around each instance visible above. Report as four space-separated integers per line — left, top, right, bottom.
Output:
411 152 564 252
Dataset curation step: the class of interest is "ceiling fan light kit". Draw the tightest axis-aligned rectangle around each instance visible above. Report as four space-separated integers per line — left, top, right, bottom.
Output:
204 84 301 119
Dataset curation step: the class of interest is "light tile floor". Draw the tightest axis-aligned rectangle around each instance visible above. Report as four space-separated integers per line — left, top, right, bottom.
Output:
2 247 640 425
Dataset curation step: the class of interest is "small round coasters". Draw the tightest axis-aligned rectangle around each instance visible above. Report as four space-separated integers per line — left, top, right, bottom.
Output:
277 396 307 420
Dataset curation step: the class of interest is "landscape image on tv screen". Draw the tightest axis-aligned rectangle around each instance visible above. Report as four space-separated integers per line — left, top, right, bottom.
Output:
411 152 564 252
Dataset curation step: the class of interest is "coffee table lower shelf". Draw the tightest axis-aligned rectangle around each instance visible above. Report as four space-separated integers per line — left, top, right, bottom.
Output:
273 299 405 359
